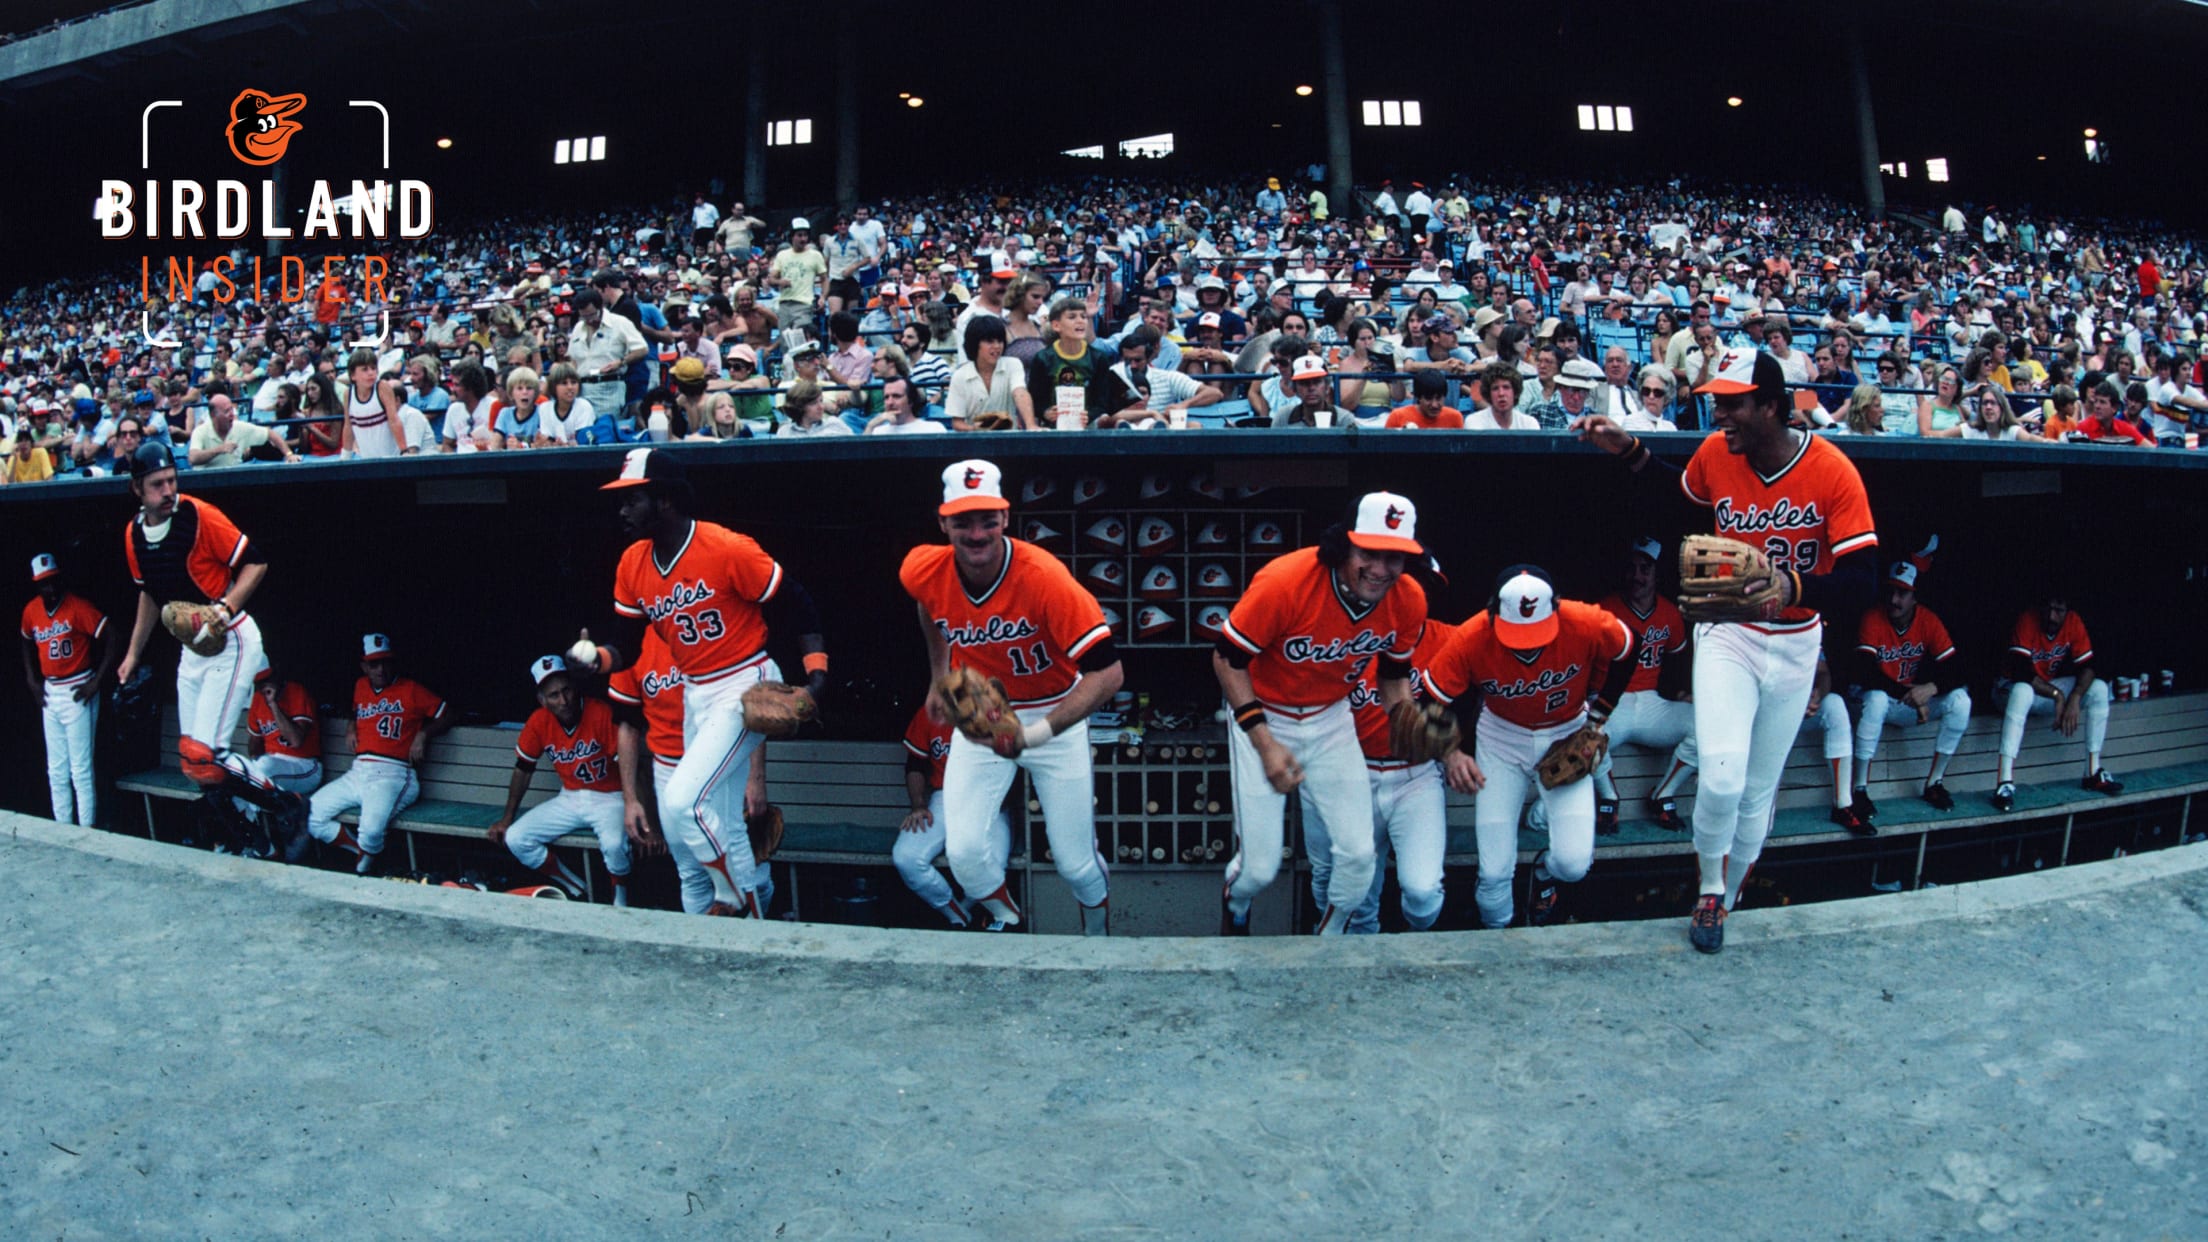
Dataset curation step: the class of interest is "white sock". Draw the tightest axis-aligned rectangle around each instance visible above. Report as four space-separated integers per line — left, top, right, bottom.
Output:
1929 752 1953 784
1852 757 1872 789
1723 854 1755 910
1697 852 1725 897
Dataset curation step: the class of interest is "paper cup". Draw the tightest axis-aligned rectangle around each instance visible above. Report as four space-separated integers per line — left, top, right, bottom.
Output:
1312 408 1334 428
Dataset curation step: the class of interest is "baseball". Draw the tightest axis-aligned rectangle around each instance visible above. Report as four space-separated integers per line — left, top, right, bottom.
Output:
1151 847 1165 861
1145 800 1160 813
566 638 598 669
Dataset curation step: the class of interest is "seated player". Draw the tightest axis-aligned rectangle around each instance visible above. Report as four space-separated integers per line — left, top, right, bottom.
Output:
892 703 1012 930
242 661 322 860
1849 562 1971 813
304 634 450 874
1994 590 2119 812
489 655 633 905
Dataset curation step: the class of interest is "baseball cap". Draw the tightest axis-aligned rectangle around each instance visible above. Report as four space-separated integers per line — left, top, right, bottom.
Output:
1692 347 1785 398
1197 274 1227 292
128 439 176 478
1888 561 1920 589
1196 311 1223 330
1536 317 1561 339
789 217 812 231
1630 536 1662 564
1493 567 1558 649
1470 305 1504 332
989 257 1019 280
531 654 567 685
30 552 58 581
1346 491 1422 555
601 446 686 491
940 459 1010 516
670 357 708 386
1289 354 1329 381
727 342 758 368
1557 358 1602 390
361 633 394 661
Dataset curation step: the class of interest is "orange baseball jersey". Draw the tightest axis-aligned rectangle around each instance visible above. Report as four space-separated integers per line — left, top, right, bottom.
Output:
1347 618 1461 761
607 629 685 762
902 706 955 791
1856 606 1956 688
247 681 322 760
1424 601 1633 729
2009 609 2093 682
1598 593 1689 695
1680 432 1877 625
350 676 447 763
901 537 1111 706
1222 547 1428 709
124 496 254 616
517 697 623 793
613 520 782 683
21 593 107 681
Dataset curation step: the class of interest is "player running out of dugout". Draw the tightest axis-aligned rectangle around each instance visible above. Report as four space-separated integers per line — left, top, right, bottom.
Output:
1575 348 1877 954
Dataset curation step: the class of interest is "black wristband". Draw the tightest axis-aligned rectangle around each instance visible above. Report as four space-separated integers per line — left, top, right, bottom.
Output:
1233 702 1266 733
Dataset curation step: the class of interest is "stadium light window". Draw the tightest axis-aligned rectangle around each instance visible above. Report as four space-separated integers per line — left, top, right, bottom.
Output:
1577 105 1595 131
1615 106 1633 132
1925 157 1949 182
553 139 570 164
589 136 606 161
768 119 811 147
1063 144 1104 159
1578 103 1633 134
1119 132 1174 158
1401 101 1421 125
1361 100 1381 126
795 119 812 144
1362 100 1419 127
1596 105 1615 131
1878 162 1893 175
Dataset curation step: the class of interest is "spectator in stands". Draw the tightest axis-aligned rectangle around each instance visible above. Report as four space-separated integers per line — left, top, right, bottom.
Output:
2076 380 2151 444
1919 365 1967 438
671 314 725 386
1267 354 1353 428
824 216 866 316
2143 352 2208 446
825 312 874 392
1466 366 1538 430
1519 348 1574 431
1029 298 1113 429
1003 275 1052 362
1961 384 2041 442
952 256 1017 345
187 393 293 468
866 375 944 436
492 366 551 449
1336 318 1402 418
1826 383 1885 436
1383 371 1465 430
441 360 497 452
403 355 450 431
777 379 847 437
541 362 597 442
901 321 952 403
944 315 1033 430
1622 365 1677 432
684 391 744 442
567 288 644 421
7 427 54 485
1096 327 1217 427
768 218 828 332
1595 346 1637 422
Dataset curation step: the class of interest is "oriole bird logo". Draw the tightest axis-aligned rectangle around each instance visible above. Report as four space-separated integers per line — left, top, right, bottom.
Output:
227 89 306 165
1384 505 1405 529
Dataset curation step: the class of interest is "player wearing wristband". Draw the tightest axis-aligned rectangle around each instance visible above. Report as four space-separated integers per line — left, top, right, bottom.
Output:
1215 492 1429 936
903 459 1119 934
1576 348 1877 952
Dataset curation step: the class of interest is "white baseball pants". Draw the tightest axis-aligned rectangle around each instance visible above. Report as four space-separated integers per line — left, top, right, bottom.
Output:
1226 700 1374 932
308 755 420 857
664 661 770 911
1472 711 1596 929
1305 761 1447 934
944 709 1105 909
505 788 632 877
235 752 321 820
653 757 773 915
1856 687 1973 763
178 612 266 786
894 789 1011 917
41 676 99 826
1999 676 2109 760
1593 689 1697 803
1691 622 1822 892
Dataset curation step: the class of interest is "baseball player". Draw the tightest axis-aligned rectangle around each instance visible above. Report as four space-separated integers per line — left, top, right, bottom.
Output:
1577 347 1878 952
21 553 115 827
304 634 450 874
894 704 1013 929
607 629 776 915
490 655 633 905
1215 491 1428 936
241 661 322 860
904 459 1118 935
1424 567 1637 928
1300 618 1460 934
575 448 827 919
1592 537 1699 833
115 440 308 842
1850 561 1972 813
1993 591 2119 812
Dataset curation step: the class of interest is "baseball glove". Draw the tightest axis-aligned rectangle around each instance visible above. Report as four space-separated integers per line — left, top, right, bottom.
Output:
968 409 1015 432
747 803 785 862
1388 699 1460 764
1535 723 1609 789
936 667 1022 754
1677 534 1789 623
741 682 818 738
160 601 229 657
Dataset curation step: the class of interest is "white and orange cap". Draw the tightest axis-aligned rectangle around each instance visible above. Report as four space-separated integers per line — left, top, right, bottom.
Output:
939 459 1010 515
361 633 394 661
601 446 678 490
30 553 58 581
531 654 567 685
1888 561 1920 589
1289 354 1329 381
1630 536 1662 563
1196 311 1224 330
1347 491 1422 555
1693 346 1782 396
1493 568 1558 650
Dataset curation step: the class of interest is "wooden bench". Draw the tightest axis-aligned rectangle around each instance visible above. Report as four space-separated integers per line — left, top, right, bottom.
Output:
1431 689 2208 863
115 713 938 910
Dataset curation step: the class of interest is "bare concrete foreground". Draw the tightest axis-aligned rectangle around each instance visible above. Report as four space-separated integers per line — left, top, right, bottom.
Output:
1 814 2202 1240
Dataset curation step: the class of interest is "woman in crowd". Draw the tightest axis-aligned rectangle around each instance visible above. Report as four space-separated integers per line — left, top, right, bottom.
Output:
1964 382 2043 442
1919 365 1969 438
1647 308 1679 372
689 391 748 441
1824 382 1886 436
1336 317 1403 417
1004 274 1052 363
776 378 851 437
1467 365 1539 430
943 315 1033 429
543 361 597 442
1621 364 1676 432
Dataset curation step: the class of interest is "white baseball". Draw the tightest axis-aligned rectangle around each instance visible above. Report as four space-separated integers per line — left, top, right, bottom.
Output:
566 638 598 670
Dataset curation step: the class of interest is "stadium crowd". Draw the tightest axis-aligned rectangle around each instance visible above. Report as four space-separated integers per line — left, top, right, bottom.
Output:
4 172 2206 482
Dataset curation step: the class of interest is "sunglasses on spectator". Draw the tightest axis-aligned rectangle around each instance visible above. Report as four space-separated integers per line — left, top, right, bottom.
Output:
1639 386 1668 396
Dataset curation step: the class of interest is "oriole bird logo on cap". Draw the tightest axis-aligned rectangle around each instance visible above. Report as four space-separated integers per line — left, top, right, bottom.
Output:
227 89 306 165
1518 595 1538 618
963 467 984 489
1384 505 1405 530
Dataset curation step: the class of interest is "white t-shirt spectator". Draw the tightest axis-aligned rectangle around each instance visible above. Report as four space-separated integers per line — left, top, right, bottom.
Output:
443 394 496 451
187 418 273 468
868 417 947 435
1466 408 1541 430
944 359 1026 423
551 396 598 443
1109 361 1204 413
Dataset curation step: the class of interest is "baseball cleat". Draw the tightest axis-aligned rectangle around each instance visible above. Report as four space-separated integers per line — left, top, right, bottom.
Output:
1595 800 1619 836
1648 797 1689 832
1990 782 2016 813
1851 789 1877 821
1527 851 1560 925
1689 894 1727 953
975 884 1022 927
2082 769 2124 795
1921 781 1954 811
1220 890 1250 936
1079 900 1110 936
1829 805 1875 837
